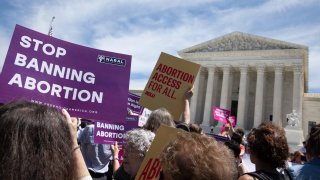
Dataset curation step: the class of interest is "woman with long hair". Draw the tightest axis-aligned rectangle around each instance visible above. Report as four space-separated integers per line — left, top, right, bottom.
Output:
0 100 91 180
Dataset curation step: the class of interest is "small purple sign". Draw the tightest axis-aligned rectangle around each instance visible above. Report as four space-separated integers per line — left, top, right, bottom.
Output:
127 92 144 115
94 93 142 144
125 115 140 131
94 116 140 144
94 120 126 145
0 25 131 122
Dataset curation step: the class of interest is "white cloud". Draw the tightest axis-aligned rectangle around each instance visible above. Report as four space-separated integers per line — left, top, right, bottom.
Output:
130 78 148 90
308 47 320 91
0 30 10 72
0 0 319 92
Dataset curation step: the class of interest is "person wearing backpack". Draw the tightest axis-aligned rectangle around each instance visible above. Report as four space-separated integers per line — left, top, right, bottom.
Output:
238 122 292 180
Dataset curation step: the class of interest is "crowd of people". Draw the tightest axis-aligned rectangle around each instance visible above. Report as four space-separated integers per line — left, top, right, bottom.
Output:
0 88 319 180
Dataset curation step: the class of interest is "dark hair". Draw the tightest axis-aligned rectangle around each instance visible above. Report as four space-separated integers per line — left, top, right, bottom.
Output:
176 123 190 132
0 101 74 180
189 123 203 134
225 140 241 158
306 124 320 158
235 128 245 138
80 121 88 129
247 122 289 168
231 132 243 145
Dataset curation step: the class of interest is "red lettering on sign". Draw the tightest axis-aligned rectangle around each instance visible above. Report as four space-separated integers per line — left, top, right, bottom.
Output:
147 158 161 179
138 158 162 180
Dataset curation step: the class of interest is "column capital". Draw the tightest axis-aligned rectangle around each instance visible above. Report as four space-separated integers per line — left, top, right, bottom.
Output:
221 64 231 74
274 64 284 74
200 67 207 74
256 64 266 73
206 66 216 72
293 63 303 73
239 64 249 74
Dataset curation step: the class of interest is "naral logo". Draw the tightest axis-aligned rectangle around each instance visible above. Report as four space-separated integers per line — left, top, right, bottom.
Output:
97 55 126 67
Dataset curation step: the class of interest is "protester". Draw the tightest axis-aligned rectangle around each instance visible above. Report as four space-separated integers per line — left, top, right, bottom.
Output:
0 100 91 180
180 87 193 124
160 132 238 180
225 140 248 177
287 157 303 179
235 128 245 139
296 123 320 179
218 116 235 138
189 123 203 134
299 141 307 154
234 128 246 158
144 87 194 133
238 122 290 180
78 123 112 180
175 87 205 134
77 120 88 143
112 128 155 180
143 108 175 132
291 150 305 164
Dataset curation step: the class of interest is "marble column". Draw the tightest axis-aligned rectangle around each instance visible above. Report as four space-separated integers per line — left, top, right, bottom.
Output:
253 64 265 127
202 67 216 126
220 65 231 109
237 64 249 129
292 64 303 129
190 70 201 123
272 64 284 126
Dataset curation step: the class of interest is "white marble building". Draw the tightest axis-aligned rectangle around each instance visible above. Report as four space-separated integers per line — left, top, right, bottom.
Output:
178 32 320 145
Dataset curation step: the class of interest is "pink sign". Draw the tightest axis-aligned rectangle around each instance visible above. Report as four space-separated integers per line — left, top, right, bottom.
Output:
229 116 237 127
213 106 230 123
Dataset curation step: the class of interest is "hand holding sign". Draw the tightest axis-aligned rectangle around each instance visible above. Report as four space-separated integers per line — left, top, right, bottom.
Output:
62 108 78 147
139 52 200 120
184 86 194 100
111 141 120 159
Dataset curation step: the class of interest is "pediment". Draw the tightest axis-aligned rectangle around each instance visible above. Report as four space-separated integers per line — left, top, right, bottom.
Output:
179 32 307 53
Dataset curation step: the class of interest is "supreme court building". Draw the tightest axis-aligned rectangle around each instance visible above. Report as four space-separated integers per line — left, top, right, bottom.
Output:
177 32 320 145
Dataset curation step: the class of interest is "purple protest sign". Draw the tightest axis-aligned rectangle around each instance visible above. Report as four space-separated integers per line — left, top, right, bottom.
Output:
94 116 140 144
127 92 144 115
125 115 140 131
206 133 230 142
94 120 126 144
213 106 231 123
0 25 131 122
94 93 142 144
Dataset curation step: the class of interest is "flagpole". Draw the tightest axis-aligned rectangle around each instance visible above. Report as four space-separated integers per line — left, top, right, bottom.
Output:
48 16 55 36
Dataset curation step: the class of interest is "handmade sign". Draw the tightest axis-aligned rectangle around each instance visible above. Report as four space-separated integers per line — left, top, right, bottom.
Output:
127 92 144 115
138 108 152 127
139 52 200 120
135 125 182 180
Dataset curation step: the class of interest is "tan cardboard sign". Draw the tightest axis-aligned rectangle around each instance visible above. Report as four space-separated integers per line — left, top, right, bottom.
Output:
135 125 182 180
139 52 200 120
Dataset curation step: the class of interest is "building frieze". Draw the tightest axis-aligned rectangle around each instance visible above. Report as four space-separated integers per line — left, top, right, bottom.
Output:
179 31 308 54
179 49 306 60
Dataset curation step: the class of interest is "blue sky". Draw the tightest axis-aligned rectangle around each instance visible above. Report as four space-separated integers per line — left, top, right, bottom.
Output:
0 0 319 92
